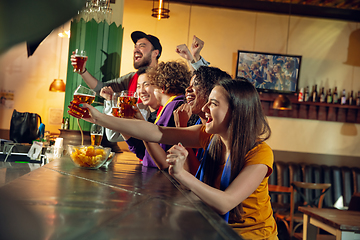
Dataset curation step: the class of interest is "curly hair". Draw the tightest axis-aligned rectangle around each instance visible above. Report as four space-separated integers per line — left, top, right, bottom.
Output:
192 66 231 98
146 61 191 95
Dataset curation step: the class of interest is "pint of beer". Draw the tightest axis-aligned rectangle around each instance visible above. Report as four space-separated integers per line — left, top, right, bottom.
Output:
112 107 121 117
111 92 121 117
119 90 138 118
91 134 103 146
90 124 104 146
67 85 96 119
73 49 87 73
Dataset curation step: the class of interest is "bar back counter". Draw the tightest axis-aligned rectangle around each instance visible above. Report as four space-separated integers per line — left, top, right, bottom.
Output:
0 150 241 240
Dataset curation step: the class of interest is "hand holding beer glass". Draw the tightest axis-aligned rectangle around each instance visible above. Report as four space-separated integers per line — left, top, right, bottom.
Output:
111 91 137 118
90 124 104 146
68 85 96 119
72 49 87 73
118 90 138 118
111 92 121 117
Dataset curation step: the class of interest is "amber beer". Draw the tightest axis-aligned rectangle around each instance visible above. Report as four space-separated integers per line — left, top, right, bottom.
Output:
112 107 121 117
68 94 95 118
73 49 87 73
74 56 87 73
119 96 138 118
91 134 103 146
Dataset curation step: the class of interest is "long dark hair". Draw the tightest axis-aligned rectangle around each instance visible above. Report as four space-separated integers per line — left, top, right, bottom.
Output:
202 78 271 218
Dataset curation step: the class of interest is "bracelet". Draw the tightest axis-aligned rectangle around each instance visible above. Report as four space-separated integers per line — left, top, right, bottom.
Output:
80 68 87 75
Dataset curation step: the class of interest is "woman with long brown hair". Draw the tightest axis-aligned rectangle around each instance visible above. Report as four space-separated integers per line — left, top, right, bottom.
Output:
77 77 278 239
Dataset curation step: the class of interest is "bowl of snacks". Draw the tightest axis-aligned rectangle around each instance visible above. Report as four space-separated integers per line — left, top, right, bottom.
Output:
101 152 115 168
68 145 111 169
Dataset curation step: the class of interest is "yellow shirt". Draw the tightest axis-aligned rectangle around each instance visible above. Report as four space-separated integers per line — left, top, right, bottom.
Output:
199 126 278 240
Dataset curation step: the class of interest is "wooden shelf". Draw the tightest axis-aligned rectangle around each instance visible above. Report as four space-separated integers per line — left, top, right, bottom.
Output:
259 92 360 123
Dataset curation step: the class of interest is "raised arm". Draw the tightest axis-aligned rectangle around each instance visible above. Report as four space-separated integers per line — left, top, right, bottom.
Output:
176 36 209 71
175 44 194 63
175 44 197 71
190 35 204 62
70 51 100 89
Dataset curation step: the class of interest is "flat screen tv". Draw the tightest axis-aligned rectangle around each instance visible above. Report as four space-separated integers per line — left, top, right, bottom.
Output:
235 50 302 94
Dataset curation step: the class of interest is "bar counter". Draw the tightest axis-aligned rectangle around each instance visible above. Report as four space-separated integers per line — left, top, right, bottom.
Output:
0 150 241 240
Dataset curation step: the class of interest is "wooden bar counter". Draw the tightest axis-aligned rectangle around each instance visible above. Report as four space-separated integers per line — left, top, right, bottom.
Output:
0 150 241 240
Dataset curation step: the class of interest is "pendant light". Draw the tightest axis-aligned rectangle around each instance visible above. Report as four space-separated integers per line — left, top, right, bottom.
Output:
273 94 292 110
152 0 170 20
273 2 292 110
49 32 66 92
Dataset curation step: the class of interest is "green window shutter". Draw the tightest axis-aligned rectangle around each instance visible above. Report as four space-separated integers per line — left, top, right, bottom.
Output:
63 19 124 131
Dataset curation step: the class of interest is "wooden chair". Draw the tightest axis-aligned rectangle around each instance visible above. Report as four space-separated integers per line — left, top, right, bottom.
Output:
274 181 331 239
270 184 293 237
348 192 360 211
291 182 331 239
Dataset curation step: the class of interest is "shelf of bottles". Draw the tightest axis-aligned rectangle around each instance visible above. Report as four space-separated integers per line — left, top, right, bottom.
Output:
259 86 360 124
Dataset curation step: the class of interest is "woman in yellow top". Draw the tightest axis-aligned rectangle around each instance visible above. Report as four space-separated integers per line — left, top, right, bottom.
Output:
78 77 278 239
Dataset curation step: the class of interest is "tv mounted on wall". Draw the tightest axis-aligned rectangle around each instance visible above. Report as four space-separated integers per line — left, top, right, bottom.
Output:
235 50 302 94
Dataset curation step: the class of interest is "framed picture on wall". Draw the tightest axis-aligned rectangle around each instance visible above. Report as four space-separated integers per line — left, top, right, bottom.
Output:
235 50 302 94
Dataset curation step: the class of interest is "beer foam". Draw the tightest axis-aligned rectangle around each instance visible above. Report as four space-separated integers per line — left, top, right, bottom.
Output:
74 93 94 97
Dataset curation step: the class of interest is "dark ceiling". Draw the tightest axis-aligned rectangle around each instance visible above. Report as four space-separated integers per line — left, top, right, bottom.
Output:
170 0 360 22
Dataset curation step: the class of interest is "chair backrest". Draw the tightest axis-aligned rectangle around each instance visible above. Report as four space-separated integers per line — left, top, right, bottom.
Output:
292 181 331 208
289 181 331 236
348 192 360 211
352 168 360 193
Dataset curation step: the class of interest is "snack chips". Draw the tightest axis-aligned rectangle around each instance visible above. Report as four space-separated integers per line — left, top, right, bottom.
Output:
70 145 106 168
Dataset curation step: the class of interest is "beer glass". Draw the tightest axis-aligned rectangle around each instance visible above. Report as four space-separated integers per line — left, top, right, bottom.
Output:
119 90 138 118
67 85 96 118
45 146 55 163
90 124 104 146
111 92 121 117
73 49 87 73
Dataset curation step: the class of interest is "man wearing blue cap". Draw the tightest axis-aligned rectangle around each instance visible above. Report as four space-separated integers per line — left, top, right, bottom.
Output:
70 30 162 94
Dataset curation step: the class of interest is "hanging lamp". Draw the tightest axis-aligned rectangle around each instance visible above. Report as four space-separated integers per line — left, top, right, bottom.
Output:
152 0 170 20
49 32 66 92
273 94 292 110
273 2 293 110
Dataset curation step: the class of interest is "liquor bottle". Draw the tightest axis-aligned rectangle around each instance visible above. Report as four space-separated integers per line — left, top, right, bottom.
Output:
326 88 332 104
304 86 310 102
64 117 69 129
333 87 338 104
357 91 360 106
319 87 325 103
341 89 346 105
298 88 304 102
312 84 318 102
349 90 354 105
61 117 65 129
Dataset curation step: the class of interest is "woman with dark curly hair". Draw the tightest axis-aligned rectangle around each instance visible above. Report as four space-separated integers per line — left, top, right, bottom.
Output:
173 66 231 174
175 66 232 127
